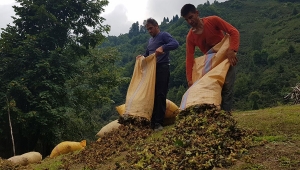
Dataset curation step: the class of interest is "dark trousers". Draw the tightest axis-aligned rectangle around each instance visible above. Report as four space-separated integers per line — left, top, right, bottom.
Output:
151 63 170 126
221 65 236 112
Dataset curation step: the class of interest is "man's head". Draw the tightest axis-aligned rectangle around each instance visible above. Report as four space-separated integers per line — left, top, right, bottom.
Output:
145 18 160 37
181 4 200 28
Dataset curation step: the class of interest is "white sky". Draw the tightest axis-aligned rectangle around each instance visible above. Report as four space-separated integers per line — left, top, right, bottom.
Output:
0 0 227 36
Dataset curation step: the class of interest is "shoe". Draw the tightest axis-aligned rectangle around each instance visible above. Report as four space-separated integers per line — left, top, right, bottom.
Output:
154 123 163 131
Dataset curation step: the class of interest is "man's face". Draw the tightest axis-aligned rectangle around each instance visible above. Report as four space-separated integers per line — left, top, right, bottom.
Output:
183 11 199 28
146 24 159 37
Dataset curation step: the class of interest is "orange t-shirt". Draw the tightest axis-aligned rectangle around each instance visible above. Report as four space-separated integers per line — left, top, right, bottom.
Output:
186 15 240 82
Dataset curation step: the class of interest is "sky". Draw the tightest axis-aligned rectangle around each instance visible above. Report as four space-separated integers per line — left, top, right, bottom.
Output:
0 0 227 36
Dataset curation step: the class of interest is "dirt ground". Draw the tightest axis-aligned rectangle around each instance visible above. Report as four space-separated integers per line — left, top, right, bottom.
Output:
213 139 300 170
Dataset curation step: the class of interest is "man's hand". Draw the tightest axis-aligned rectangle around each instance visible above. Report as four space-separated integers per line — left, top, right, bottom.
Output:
136 55 142 59
155 46 164 56
227 49 238 66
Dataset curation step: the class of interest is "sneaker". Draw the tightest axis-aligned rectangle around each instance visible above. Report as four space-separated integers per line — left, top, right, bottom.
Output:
154 123 163 131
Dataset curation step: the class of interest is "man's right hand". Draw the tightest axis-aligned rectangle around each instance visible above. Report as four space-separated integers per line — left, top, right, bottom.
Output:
227 49 238 66
155 46 164 56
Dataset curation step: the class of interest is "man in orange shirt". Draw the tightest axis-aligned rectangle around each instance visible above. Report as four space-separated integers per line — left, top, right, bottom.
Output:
181 4 240 112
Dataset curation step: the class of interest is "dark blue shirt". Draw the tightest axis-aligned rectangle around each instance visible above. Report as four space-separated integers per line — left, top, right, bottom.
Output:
143 32 179 64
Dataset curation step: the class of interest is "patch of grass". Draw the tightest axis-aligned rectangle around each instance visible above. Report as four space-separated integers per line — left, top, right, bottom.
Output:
234 105 300 137
291 135 300 141
28 157 63 170
29 150 85 170
231 163 267 170
254 135 287 142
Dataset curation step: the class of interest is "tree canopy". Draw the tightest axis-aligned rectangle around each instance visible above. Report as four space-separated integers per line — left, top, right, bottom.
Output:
0 0 123 158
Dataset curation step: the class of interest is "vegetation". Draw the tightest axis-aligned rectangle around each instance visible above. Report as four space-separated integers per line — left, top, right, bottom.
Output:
0 0 123 158
0 0 299 166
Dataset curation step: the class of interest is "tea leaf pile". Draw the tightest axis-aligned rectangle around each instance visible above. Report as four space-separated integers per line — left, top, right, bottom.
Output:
118 104 256 170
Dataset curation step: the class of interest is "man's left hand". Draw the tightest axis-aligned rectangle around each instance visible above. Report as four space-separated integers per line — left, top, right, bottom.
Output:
227 49 238 66
136 55 142 59
155 46 164 56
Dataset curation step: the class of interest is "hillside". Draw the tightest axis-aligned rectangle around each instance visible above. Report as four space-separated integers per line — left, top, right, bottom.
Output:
101 0 300 111
1 104 299 170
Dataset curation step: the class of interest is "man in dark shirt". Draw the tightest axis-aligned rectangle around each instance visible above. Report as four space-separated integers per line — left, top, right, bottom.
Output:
137 18 179 131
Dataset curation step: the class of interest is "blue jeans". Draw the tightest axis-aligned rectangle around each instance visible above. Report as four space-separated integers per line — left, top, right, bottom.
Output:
221 65 236 112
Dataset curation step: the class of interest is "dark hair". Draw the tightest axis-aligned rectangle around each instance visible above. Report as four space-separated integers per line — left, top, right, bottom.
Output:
145 18 158 27
181 4 197 17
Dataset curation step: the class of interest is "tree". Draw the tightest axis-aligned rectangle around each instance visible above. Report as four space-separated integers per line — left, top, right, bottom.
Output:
267 55 276 66
251 31 263 51
288 44 295 57
171 15 179 23
64 47 125 140
252 49 268 66
197 4 219 16
0 0 110 157
163 17 167 23
214 0 220 4
278 65 284 73
292 7 298 15
129 21 140 38
204 0 211 6
249 91 261 110
139 25 146 34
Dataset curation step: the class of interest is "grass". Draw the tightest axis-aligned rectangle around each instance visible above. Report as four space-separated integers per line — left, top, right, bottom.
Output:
229 104 300 170
27 157 63 170
233 104 300 137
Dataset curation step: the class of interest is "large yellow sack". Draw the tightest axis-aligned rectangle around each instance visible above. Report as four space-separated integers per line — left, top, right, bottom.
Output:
8 151 42 166
49 140 86 158
116 99 179 119
116 104 125 115
124 54 156 120
191 35 231 82
95 119 121 138
165 99 180 118
180 35 232 110
8 155 27 166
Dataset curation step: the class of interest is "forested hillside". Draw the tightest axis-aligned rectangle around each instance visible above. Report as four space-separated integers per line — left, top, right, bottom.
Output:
101 0 300 110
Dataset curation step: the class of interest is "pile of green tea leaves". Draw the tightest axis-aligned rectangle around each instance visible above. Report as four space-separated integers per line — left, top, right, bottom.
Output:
63 123 152 169
117 104 257 170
